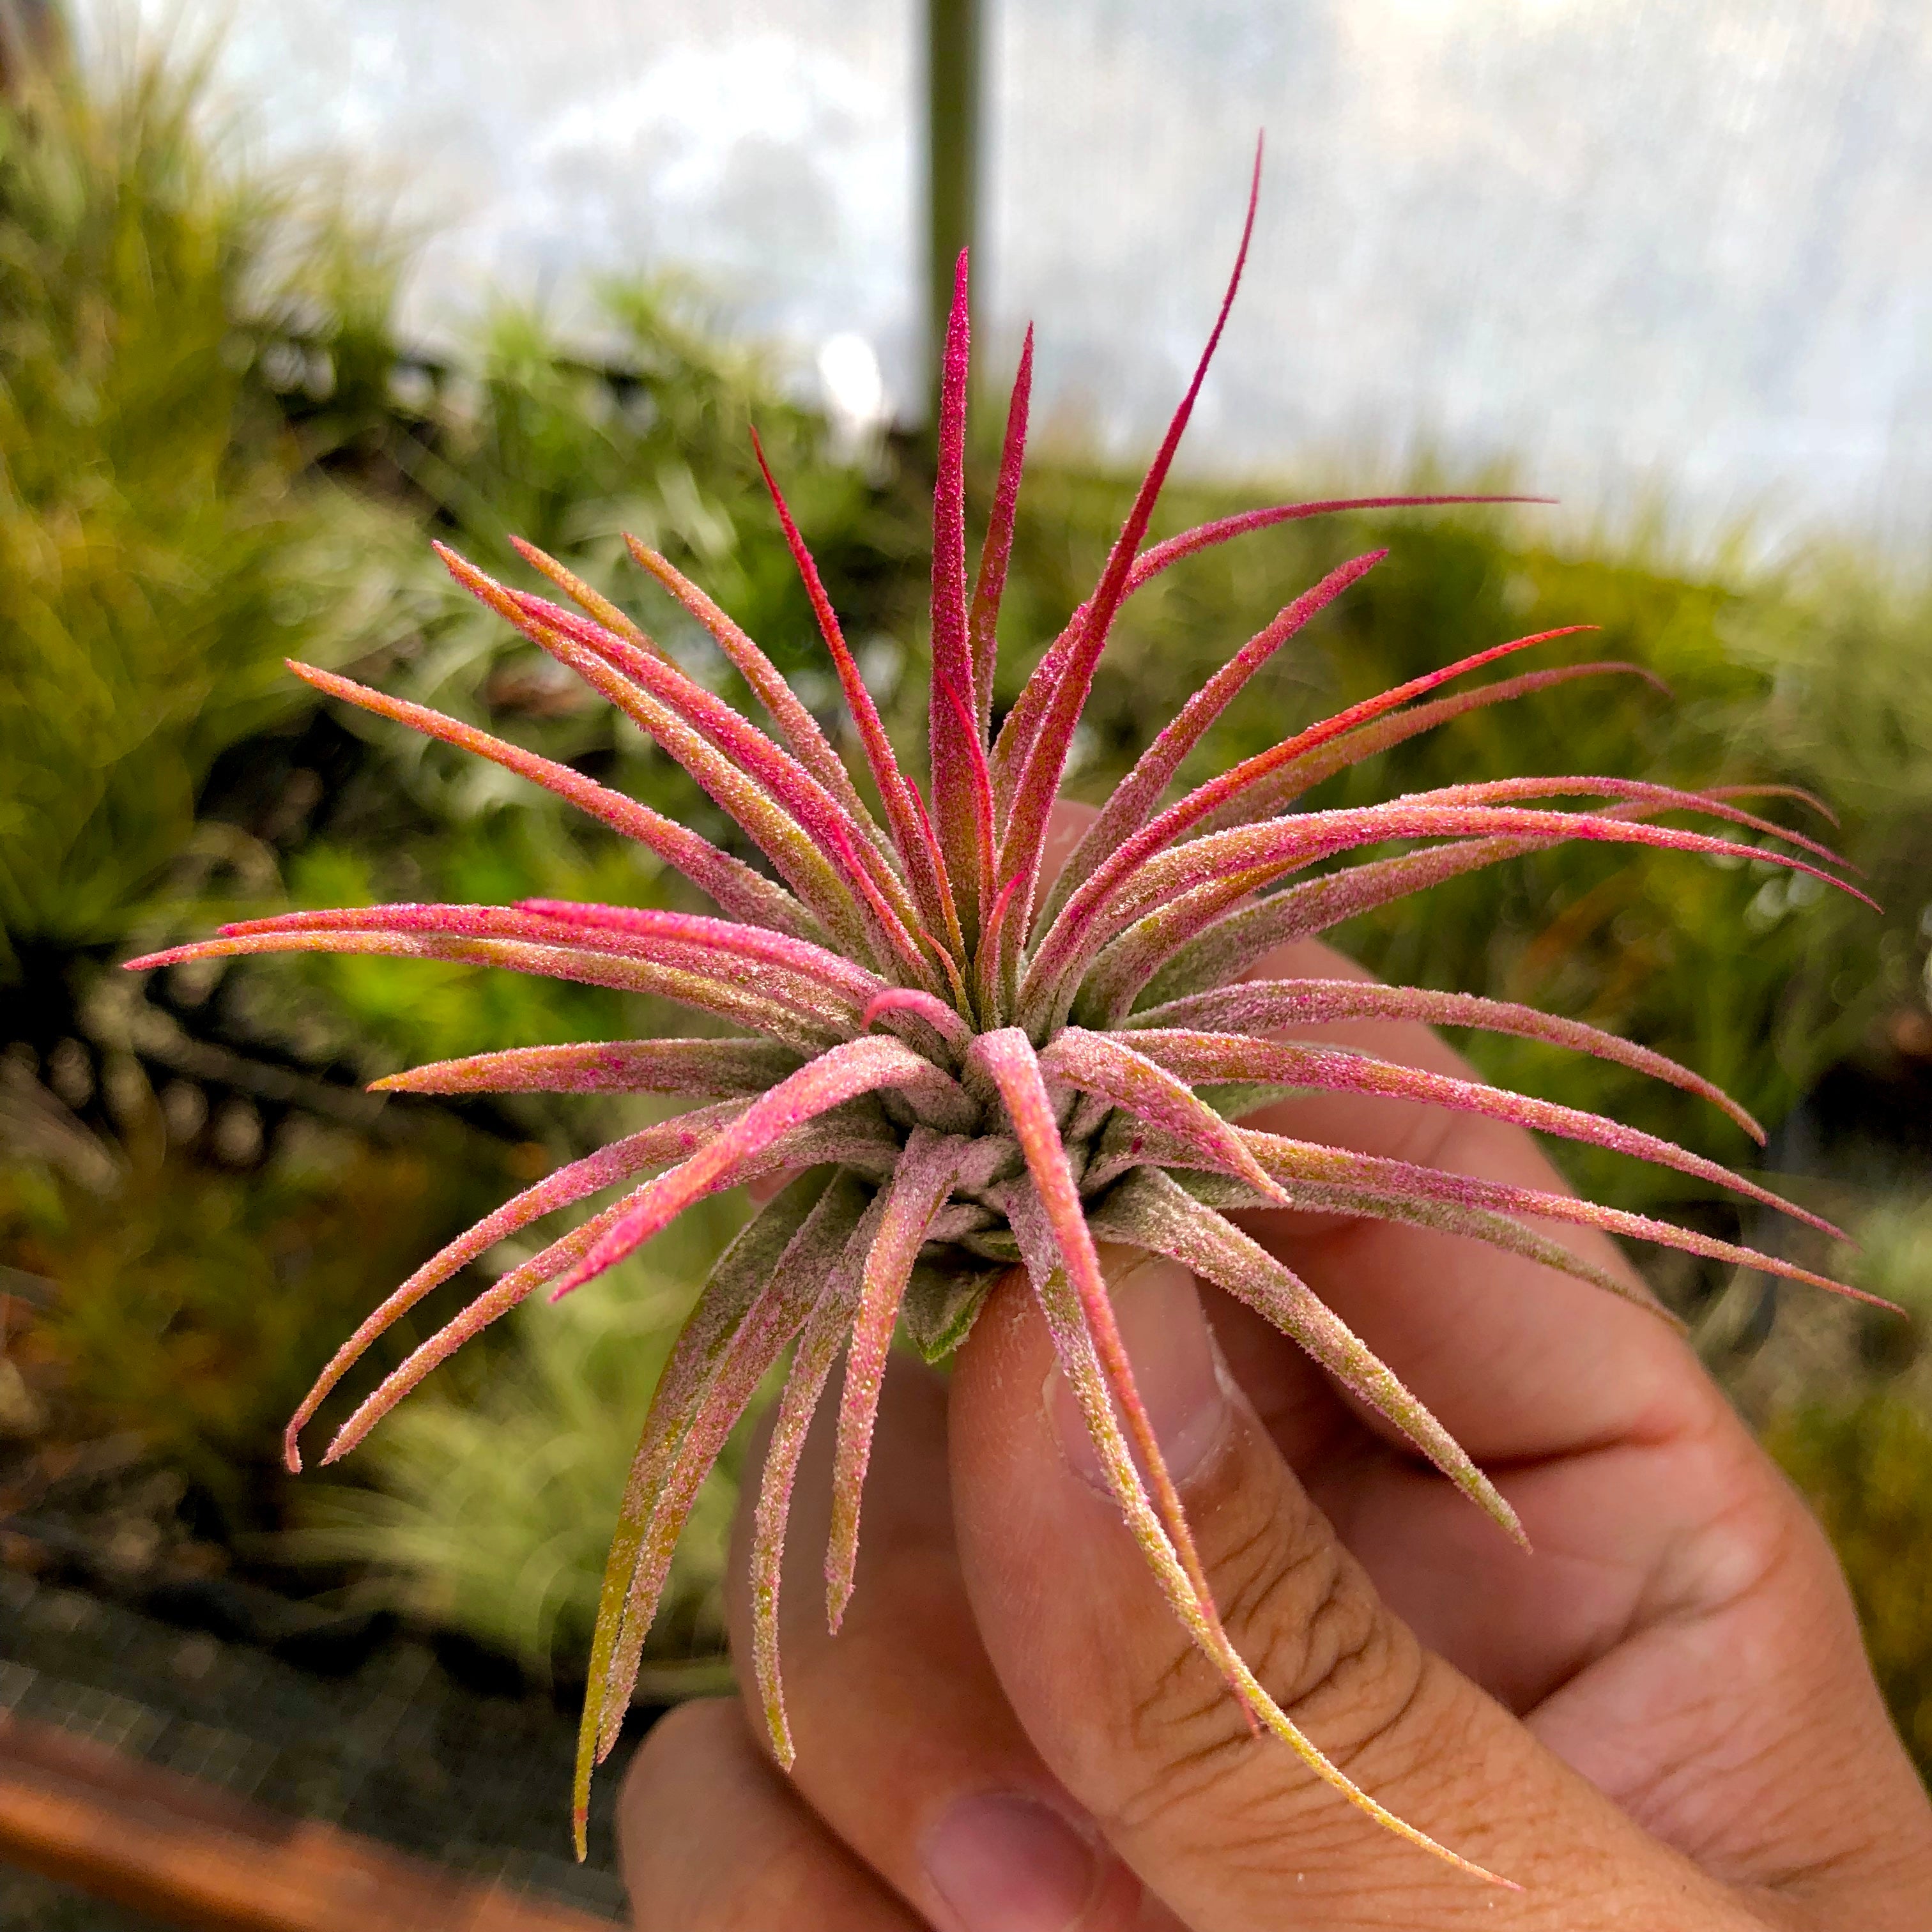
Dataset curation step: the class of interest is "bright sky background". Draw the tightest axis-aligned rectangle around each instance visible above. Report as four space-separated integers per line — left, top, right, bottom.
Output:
82 0 1932 556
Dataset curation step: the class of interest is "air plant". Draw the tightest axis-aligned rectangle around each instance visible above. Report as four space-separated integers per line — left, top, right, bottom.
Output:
128 158 1880 1878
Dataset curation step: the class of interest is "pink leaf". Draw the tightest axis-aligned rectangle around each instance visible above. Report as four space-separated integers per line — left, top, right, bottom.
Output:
1077 797 1873 997
502 578 948 983
283 1102 747 1470
441 542 926 979
510 900 890 1006
939 671 998 938
969 326 1033 741
134 928 826 1043
1034 551 1389 933
992 146 1265 986
1124 494 1550 592
598 1176 870 1759
327 1191 648 1471
1416 775 1853 873
128 926 849 1053
1126 979 1764 1142
279 662 816 939
622 535 887 843
751 1192 884 1765
972 871 1023 1024
1091 1130 1651 1314
1089 1170 1524 1544
574 1176 847 1843
322 1114 900 1473
747 433 963 961
1137 783 1820 1007
826 1128 968 1627
1005 1175 1505 1883
988 494 1547 822
544 1038 977 1303
928 249 993 939
1038 1027 1289 1204
507 535 662 657
969 1030 1220 1613
1135 838 1552 1012
1023 626 1600 1009
857 986 977 1061
1194 661 1667 839
371 1038 799 1098
1238 1128 1892 1310
1126 1029 1844 1239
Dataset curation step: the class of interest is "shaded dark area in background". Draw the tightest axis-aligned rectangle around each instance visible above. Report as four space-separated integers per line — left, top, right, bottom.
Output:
0 31 1929 1919
0 1565 651 1924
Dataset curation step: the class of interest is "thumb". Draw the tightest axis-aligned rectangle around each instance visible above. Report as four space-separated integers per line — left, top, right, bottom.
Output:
946 1257 1746 1929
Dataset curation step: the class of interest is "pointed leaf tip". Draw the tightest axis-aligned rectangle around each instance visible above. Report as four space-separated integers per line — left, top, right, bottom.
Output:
993 142 1266 964
929 238 984 939
750 425 962 955
970 325 1034 744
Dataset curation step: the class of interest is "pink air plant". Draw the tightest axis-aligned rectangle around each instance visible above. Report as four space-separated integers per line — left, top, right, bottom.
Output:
128 155 1882 1880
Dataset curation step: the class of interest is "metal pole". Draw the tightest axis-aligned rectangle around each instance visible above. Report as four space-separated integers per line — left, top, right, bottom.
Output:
924 0 981 422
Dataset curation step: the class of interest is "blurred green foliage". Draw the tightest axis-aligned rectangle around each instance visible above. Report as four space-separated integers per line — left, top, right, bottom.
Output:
1758 1199 1932 1781
0 1091 509 1525
297 1200 746 1679
1774 1396 1932 1779
0 43 412 972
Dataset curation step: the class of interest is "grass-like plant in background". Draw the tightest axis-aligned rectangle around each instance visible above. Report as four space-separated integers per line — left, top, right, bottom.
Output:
0 38 409 975
1728 1197 1932 1783
298 1221 744 1683
0 1094 505 1528
128 157 1888 1874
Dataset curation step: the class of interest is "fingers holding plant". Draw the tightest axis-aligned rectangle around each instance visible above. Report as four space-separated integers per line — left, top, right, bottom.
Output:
620 1235 1932 1931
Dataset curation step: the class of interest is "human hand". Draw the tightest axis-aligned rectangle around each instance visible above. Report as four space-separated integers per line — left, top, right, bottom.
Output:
619 926 1932 1929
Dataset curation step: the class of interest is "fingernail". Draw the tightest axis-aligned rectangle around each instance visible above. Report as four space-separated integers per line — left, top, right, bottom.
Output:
922 1791 1100 1932
1045 1257 1231 1494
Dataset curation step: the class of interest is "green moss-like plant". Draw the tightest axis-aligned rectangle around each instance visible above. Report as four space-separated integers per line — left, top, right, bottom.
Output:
1771 1397 1932 1779
298 1221 742 1682
1 1101 508 1522
0 40 406 972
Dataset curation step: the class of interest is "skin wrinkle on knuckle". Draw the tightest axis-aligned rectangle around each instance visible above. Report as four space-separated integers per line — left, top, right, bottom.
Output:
1100 1428 1433 1850
1626 1672 1833 1854
1106 1564 1330 1832
1613 1508 1842 1837
1202 1443 1414 1739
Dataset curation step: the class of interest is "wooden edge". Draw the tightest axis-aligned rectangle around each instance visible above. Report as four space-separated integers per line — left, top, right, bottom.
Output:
0 1709 613 1932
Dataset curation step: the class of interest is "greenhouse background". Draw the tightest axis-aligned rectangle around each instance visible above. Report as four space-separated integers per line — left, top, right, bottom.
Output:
1 1 1929 1926
84 0 1932 554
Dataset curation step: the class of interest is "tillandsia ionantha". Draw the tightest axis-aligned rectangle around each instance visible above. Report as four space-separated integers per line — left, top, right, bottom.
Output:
128 154 1884 1880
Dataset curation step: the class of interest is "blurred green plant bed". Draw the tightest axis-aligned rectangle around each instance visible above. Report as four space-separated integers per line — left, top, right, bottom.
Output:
2 36 1930 1762
1712 1198 1932 1779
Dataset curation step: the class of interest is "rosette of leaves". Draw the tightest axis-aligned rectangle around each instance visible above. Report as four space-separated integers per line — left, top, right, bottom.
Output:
129 173 1878 1876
